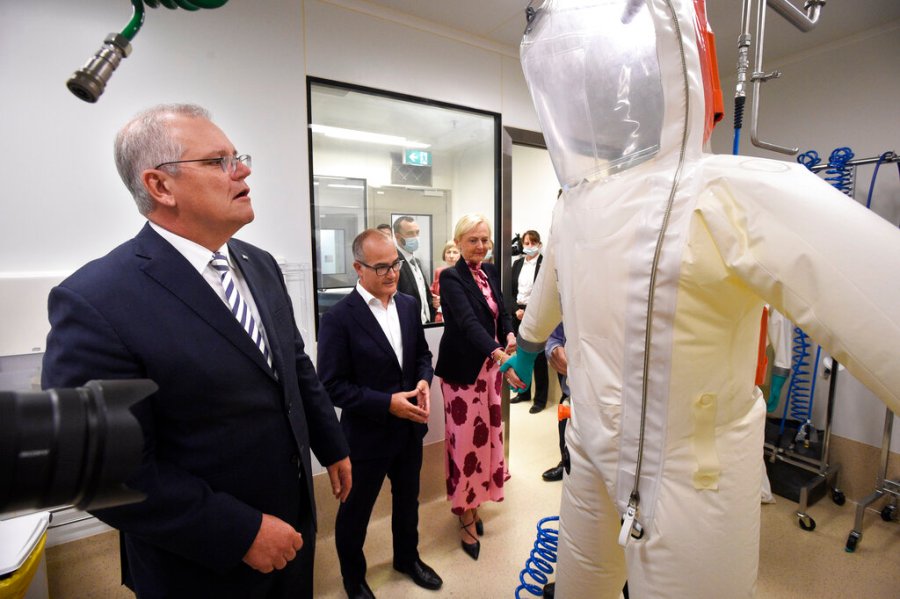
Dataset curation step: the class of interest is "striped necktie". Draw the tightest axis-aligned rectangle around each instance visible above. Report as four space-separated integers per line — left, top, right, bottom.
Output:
210 252 273 370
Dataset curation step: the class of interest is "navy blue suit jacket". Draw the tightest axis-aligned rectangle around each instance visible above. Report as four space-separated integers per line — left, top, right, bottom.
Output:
317 289 433 458
434 260 513 385
41 223 349 597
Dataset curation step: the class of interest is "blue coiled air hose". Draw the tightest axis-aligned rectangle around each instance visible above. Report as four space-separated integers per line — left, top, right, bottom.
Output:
779 327 822 446
865 151 900 211
515 516 560 598
796 150 821 170
824 147 855 195
67 0 229 103
732 96 745 156
782 146 861 444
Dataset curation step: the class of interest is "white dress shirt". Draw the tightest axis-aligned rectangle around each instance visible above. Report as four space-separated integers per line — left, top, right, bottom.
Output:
516 255 539 305
355 281 404 368
148 221 272 350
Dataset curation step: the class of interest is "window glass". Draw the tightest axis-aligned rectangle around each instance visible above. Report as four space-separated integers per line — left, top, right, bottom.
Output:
308 79 499 328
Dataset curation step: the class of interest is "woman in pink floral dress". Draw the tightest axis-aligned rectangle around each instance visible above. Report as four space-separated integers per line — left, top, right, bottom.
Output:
435 214 524 560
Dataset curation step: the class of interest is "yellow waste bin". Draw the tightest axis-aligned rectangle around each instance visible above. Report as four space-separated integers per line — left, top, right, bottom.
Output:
0 512 50 599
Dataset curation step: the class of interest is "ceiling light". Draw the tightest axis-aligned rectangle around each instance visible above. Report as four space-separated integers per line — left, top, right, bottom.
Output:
310 124 430 149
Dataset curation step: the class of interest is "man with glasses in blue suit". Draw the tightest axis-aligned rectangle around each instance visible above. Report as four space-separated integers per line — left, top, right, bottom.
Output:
42 104 351 599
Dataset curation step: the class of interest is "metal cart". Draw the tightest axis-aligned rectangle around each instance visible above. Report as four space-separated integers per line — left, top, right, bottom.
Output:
844 405 899 552
764 359 846 531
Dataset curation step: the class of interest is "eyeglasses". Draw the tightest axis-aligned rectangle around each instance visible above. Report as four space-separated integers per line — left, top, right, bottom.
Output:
358 259 403 276
154 154 252 175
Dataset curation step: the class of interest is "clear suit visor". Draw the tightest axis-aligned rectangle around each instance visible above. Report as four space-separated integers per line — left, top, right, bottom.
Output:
521 0 664 188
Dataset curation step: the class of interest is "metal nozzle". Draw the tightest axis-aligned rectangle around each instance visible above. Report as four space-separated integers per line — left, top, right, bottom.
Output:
66 33 132 103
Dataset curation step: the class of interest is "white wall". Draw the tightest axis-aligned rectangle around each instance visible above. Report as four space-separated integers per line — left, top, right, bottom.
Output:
0 0 312 274
511 144 558 244
711 22 900 451
1 0 540 541
0 0 538 351
2 2 896 459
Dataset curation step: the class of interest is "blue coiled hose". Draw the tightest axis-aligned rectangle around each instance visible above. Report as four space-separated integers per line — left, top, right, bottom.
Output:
515 516 560 598
865 151 900 211
782 147 858 443
796 150 821 170
732 96 746 156
779 327 821 444
824 147 855 196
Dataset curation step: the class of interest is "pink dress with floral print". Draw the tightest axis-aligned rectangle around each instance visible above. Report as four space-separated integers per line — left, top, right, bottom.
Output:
441 265 506 515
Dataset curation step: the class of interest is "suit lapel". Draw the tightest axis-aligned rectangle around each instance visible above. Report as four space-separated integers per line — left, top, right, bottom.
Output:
132 226 274 379
398 296 417 377
347 290 402 371
456 259 491 313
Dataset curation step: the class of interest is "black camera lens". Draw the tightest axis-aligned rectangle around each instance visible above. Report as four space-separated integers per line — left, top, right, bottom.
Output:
0 379 155 514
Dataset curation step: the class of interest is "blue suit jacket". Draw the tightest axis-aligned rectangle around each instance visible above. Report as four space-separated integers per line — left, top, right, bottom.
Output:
41 223 349 597
434 259 513 385
316 289 433 458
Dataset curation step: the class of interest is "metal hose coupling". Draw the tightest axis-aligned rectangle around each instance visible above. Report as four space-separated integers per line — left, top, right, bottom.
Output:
66 0 228 103
66 33 133 104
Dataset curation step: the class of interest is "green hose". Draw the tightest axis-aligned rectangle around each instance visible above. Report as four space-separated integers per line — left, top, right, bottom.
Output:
120 0 229 41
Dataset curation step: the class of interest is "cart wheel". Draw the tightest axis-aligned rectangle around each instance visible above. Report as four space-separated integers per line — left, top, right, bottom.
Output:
798 515 816 531
831 490 846 506
845 532 859 553
880 505 896 522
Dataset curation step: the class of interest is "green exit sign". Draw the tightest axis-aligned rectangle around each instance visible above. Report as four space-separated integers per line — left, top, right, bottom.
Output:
403 149 432 167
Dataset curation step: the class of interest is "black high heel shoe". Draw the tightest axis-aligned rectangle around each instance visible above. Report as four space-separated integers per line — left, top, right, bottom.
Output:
473 510 484 536
459 516 481 560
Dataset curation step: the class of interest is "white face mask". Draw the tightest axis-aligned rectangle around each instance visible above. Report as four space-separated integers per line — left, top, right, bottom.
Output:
523 246 541 257
402 236 420 252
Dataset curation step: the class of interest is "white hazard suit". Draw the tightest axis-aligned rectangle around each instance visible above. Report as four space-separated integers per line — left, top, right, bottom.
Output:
510 1 900 597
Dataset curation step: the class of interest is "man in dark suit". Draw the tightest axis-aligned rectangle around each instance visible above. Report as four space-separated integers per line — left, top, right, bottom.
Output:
508 230 549 413
318 229 442 599
393 215 435 323
41 104 351 599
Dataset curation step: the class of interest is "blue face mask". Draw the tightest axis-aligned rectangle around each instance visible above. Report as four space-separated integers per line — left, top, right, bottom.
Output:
484 249 493 260
523 246 540 257
403 237 420 253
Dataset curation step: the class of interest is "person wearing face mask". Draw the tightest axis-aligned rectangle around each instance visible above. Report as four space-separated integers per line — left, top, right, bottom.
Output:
393 216 434 324
508 230 549 414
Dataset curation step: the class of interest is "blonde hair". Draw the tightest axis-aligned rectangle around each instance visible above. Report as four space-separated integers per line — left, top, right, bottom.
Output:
453 213 492 243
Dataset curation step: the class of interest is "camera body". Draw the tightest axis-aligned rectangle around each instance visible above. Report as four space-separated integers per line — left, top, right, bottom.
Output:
511 233 523 257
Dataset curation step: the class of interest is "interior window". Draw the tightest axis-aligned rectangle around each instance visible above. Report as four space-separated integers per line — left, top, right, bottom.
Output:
308 78 499 329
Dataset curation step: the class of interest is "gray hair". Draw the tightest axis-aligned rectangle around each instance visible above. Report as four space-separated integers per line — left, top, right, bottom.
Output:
114 104 211 216
352 229 393 262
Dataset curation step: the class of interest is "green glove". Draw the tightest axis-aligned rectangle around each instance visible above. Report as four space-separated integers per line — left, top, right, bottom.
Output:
500 346 538 392
767 373 787 413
